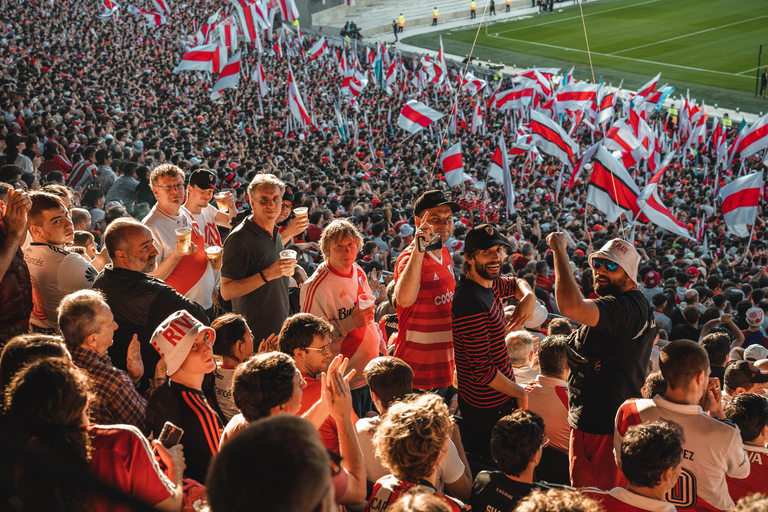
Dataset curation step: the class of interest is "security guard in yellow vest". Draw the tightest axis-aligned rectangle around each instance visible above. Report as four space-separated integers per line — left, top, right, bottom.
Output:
470 0 476 18
432 7 438 25
667 105 678 124
722 113 732 130
506 0 511 11
398 14 404 33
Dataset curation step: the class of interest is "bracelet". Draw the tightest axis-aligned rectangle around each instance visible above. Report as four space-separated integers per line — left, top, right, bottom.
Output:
259 271 269 283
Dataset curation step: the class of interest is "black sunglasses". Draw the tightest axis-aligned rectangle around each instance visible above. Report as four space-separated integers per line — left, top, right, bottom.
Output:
592 257 619 272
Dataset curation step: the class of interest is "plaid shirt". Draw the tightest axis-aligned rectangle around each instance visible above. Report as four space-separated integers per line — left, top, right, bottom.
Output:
71 346 147 432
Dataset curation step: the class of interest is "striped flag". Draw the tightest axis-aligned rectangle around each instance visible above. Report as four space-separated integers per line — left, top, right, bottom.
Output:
215 17 239 51
461 71 486 96
172 43 226 74
253 59 268 97
196 9 221 45
586 146 642 222
307 37 328 60
718 171 763 237
441 142 464 186
555 83 599 111
498 135 516 214
635 72 661 99
210 52 242 99
732 112 768 160
495 85 535 111
288 67 311 127
397 100 445 134
278 0 299 22
229 0 269 43
151 0 171 14
127 5 167 27
527 110 579 165
637 158 692 239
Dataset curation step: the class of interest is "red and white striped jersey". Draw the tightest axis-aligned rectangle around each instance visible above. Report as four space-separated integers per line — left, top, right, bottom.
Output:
65 160 97 190
301 262 384 390
393 244 456 390
615 396 750 511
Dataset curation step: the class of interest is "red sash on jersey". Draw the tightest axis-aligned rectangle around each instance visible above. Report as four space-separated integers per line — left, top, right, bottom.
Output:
165 217 208 296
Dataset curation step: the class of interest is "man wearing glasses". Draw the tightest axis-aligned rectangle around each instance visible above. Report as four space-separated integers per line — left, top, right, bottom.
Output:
142 164 216 318
220 174 298 343
546 233 654 491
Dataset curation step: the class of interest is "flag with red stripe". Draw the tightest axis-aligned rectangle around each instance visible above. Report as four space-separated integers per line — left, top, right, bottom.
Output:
278 0 299 22
555 83 599 111
495 85 535 111
732 112 768 160
586 146 642 222
307 37 328 60
173 43 226 74
527 110 579 165
397 100 445 134
210 52 241 99
441 142 464 187
152 0 171 14
635 72 661 99
638 180 693 239
288 67 311 127
718 171 763 237
253 59 268 97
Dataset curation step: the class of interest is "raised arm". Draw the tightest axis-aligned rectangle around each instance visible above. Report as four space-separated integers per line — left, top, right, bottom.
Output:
547 232 599 327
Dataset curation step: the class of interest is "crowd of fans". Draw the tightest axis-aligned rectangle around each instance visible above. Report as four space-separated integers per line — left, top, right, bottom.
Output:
2 0 768 509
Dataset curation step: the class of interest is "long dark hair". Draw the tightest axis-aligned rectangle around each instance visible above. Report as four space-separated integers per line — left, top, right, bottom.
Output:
5 359 93 512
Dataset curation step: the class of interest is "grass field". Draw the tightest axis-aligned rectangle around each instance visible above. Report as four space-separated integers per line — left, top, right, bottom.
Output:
402 0 768 111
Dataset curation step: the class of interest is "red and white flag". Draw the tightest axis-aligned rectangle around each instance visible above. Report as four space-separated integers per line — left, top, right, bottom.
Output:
152 0 171 14
595 85 615 126
385 57 398 95
288 67 311 127
718 171 763 237
216 17 239 51
210 52 241 99
461 71 486 96
568 141 600 190
604 121 644 155
253 59 268 97
488 146 506 182
732 112 768 160
441 142 465 186
433 36 447 85
586 146 642 222
173 43 226 74
397 100 445 134
196 9 221 45
638 168 692 239
307 37 328 60
229 0 269 43
555 83 599 111
471 101 484 135
516 69 553 98
495 85 535 111
98 0 120 18
127 5 167 27
527 110 579 165
635 72 661 99
278 0 299 22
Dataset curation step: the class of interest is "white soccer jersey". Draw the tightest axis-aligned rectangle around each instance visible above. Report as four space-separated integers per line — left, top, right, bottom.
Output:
615 395 749 511
25 243 97 329
142 205 215 309
190 204 223 248
300 262 384 390
526 374 570 454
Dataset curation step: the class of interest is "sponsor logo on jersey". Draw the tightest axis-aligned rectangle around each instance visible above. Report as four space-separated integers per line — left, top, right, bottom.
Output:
434 290 454 306
339 289 348 299
433 273 439 281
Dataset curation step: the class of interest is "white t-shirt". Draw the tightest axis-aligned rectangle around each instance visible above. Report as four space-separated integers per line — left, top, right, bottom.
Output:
356 414 465 491
25 243 97 329
213 365 238 423
526 374 569 454
142 205 215 309
189 204 223 248
615 395 750 511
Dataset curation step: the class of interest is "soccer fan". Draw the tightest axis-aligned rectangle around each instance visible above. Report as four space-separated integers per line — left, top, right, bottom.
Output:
207 416 337 512
584 420 684 512
505 330 539 385
356 356 472 502
723 360 768 401
94 218 208 391
25 191 104 334
547 234 655 489
219 351 367 506
393 190 461 393
365 393 468 512
471 410 564 511
94 148 116 193
742 307 768 348
142 164 216 318
300 218 385 416
452 224 535 455
0 188 32 340
515 488 602 512
615 340 750 511
57 289 147 430
183 168 236 248
146 310 223 483
220 174 296 343
64 145 98 190
724 392 768 502
210 313 254 423
6 359 184 512
525 335 570 455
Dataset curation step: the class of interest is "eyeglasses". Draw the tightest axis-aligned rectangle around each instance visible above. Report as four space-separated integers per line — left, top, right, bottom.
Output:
540 436 550 450
592 257 619 272
304 343 331 354
257 197 283 205
155 184 185 192
281 203 293 210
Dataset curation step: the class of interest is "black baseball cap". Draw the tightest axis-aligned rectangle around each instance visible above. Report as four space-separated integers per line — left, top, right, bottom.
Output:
464 224 511 254
413 190 460 216
725 361 768 390
188 168 217 190
652 292 670 307
5 133 28 147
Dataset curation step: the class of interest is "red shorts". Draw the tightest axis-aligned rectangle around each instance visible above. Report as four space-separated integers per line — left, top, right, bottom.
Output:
569 428 625 489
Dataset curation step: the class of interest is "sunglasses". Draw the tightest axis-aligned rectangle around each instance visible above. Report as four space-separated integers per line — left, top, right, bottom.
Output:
592 257 619 272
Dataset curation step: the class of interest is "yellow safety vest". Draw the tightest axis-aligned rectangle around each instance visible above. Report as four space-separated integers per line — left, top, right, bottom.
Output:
433 9 438 18
398 15 404 26
668 107 678 122
506 0 511 4
471 1 476 10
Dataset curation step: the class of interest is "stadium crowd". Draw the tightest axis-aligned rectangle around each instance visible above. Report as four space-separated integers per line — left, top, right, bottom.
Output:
2 0 768 510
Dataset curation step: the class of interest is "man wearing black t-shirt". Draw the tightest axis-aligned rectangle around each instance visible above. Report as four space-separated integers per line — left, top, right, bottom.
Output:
547 234 654 490
452 224 535 456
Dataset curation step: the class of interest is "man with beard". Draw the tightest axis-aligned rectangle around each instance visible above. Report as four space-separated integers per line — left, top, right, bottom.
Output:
452 224 535 456
94 218 208 392
547 234 656 490
615 341 749 511
393 190 462 394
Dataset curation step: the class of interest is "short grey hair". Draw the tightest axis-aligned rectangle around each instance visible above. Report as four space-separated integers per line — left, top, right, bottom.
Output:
505 330 535 365
58 290 106 350
247 173 286 201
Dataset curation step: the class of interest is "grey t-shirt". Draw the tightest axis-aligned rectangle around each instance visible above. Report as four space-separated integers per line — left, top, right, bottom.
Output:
221 218 290 342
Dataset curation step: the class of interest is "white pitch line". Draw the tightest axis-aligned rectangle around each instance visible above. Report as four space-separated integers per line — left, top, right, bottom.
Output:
738 66 762 76
495 0 663 35
612 16 768 55
487 34 755 78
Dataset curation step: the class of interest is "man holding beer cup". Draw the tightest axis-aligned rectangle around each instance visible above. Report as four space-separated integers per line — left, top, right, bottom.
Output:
220 174 298 343
184 168 237 248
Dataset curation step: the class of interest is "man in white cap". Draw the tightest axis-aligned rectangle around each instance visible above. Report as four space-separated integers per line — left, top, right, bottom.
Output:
146 310 223 483
547 234 655 490
741 307 768 348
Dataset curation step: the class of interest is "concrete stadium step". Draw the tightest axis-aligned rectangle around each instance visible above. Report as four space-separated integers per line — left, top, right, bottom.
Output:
316 0 531 37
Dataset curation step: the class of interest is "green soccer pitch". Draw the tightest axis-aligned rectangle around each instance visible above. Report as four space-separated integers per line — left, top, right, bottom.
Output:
402 0 767 110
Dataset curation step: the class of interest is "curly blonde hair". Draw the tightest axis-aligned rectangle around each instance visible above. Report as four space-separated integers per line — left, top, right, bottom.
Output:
319 218 364 262
515 489 603 512
150 163 184 187
374 393 453 483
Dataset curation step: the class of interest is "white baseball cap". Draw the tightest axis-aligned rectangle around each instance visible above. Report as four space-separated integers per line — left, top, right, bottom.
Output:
589 238 641 285
525 301 549 329
151 310 214 375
